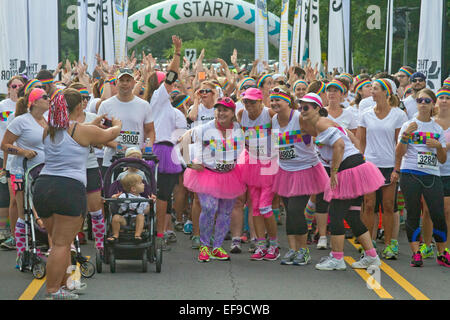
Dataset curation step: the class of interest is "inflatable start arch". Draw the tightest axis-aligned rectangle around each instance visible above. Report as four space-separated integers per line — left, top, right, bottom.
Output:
127 0 292 49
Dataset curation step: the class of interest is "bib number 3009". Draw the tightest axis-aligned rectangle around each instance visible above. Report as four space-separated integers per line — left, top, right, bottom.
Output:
417 152 438 170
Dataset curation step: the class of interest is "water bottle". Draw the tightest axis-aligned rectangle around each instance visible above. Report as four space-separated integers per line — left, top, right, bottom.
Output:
116 143 124 154
144 138 152 154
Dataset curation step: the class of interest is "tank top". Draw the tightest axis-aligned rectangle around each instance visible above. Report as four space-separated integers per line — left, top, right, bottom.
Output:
84 112 100 169
272 110 318 171
314 126 359 165
241 107 274 160
40 124 90 186
439 127 450 176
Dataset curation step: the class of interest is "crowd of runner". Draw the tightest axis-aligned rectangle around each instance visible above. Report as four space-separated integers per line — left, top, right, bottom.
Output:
0 35 449 299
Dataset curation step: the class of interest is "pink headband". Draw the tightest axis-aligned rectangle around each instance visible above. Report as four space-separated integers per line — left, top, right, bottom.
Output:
28 88 46 108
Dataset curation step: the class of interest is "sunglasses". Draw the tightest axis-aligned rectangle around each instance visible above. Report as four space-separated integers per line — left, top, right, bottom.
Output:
412 78 425 83
39 95 49 101
416 97 432 104
242 99 257 105
34 85 44 89
271 87 289 95
11 84 23 89
82 95 91 102
199 89 213 94
300 104 317 112
218 97 233 104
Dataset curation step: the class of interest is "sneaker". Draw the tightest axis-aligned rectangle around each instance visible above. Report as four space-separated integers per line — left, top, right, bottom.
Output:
317 236 327 250
198 246 211 262
293 248 311 266
419 243 434 259
0 230 10 244
248 239 257 253
377 229 384 241
382 245 397 260
174 221 184 232
45 288 79 300
157 237 171 252
164 231 177 243
280 249 297 265
210 247 230 261
1 236 15 250
315 254 347 271
390 239 399 256
62 282 87 294
183 220 193 235
191 235 201 249
230 238 242 254
264 246 280 261
410 252 423 267
352 253 381 269
250 247 267 261
436 248 450 268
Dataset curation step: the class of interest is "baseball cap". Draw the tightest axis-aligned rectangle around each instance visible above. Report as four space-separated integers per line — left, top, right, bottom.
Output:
242 88 263 101
117 68 134 79
214 97 236 111
410 72 426 81
299 93 323 108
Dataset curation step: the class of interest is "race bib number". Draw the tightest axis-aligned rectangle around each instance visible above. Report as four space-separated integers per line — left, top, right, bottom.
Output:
249 143 268 158
279 146 296 160
215 160 235 172
417 152 438 171
119 131 140 146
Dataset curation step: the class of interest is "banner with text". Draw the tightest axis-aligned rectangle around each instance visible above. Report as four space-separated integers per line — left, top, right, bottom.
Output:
113 0 129 63
384 0 393 74
290 0 301 66
255 0 269 73
279 0 290 74
308 0 321 69
299 0 309 65
103 0 115 65
328 0 345 73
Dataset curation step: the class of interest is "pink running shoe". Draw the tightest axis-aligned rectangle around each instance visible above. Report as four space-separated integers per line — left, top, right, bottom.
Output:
263 246 280 261
410 252 423 267
198 246 211 262
210 247 230 261
437 248 450 268
250 247 267 261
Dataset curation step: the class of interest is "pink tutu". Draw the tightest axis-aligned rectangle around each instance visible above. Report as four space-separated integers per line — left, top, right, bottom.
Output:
183 167 246 199
324 161 385 202
237 149 277 187
272 163 329 197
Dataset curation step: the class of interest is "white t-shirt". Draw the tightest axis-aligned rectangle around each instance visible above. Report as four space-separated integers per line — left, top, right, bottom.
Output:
315 126 359 166
6 113 46 175
0 98 16 159
149 84 187 144
5 113 16 171
402 95 418 120
440 128 450 176
98 96 154 167
327 107 358 130
398 117 446 175
235 101 245 114
190 104 215 128
358 96 376 116
360 107 408 168
86 97 101 114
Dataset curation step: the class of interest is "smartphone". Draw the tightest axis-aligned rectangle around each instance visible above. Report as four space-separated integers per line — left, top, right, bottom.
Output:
103 118 113 127
198 71 206 81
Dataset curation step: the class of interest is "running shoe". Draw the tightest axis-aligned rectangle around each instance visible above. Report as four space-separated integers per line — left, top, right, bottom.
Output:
183 220 193 235
157 237 171 252
382 245 397 260
1 236 15 250
436 248 450 268
280 249 297 265
198 246 211 262
0 230 10 244
210 247 230 261
419 243 434 259
317 236 327 250
293 248 311 266
352 253 381 269
174 221 184 232
410 252 423 267
315 254 346 271
377 229 384 241
250 247 267 261
264 246 280 261
164 231 177 243
191 235 201 249
62 282 87 294
248 239 257 253
45 288 79 300
390 239 399 256
230 238 242 254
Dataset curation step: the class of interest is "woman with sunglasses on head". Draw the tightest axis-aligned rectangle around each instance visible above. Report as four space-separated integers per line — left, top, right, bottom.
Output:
236 87 279 260
420 87 450 265
359 79 408 260
270 87 329 266
1 88 49 267
182 97 246 262
299 92 384 271
391 88 449 267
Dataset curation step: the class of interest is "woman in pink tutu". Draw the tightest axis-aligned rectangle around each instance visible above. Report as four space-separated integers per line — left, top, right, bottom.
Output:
236 87 279 261
299 92 385 271
270 87 329 266
182 97 246 262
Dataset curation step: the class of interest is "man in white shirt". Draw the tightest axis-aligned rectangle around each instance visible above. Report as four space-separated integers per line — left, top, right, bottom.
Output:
402 72 427 120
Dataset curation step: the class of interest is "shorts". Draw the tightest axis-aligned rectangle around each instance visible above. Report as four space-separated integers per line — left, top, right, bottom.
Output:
33 175 87 219
442 176 450 197
378 167 393 186
0 178 9 208
86 168 102 193
157 172 179 202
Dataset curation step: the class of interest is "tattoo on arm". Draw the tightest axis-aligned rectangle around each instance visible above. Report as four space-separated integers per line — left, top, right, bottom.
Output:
7 147 18 154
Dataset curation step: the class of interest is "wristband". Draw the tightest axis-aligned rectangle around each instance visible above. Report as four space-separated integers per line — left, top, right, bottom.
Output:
332 167 339 173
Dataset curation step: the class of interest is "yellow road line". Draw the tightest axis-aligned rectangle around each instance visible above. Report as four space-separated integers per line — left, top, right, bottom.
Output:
344 257 393 299
18 277 46 300
347 238 430 300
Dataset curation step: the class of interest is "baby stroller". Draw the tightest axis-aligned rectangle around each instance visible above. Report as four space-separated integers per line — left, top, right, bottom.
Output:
101 154 160 273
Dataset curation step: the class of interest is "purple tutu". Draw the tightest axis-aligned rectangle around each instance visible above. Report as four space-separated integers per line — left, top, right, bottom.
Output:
324 161 385 202
272 163 329 197
153 143 182 174
237 149 277 187
184 167 246 199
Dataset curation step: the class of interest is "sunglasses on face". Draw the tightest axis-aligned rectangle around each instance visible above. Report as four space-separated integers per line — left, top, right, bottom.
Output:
39 95 49 101
416 97 432 104
11 84 23 89
199 89 213 94
300 104 317 112
243 99 257 105
412 78 425 83
82 95 91 102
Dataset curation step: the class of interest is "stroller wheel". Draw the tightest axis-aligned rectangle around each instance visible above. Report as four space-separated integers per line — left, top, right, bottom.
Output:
142 250 148 273
148 242 155 263
80 261 95 278
155 242 162 273
96 249 103 273
32 262 46 279
109 251 116 273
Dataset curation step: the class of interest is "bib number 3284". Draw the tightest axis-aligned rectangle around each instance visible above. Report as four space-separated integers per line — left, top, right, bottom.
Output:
417 152 438 170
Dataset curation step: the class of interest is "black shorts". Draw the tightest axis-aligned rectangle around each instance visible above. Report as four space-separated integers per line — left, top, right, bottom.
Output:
33 175 87 219
442 176 450 197
0 159 10 207
86 168 102 193
378 167 393 186
157 172 179 202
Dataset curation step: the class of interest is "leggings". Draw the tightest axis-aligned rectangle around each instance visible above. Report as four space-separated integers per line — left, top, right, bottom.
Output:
198 193 237 248
282 195 309 236
329 196 368 237
399 173 447 243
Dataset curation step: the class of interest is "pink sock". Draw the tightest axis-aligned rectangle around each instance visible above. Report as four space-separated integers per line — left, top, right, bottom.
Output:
90 210 105 249
331 251 344 260
365 248 377 257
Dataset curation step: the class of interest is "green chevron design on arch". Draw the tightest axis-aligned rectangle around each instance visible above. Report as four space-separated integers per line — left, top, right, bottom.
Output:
127 0 292 49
